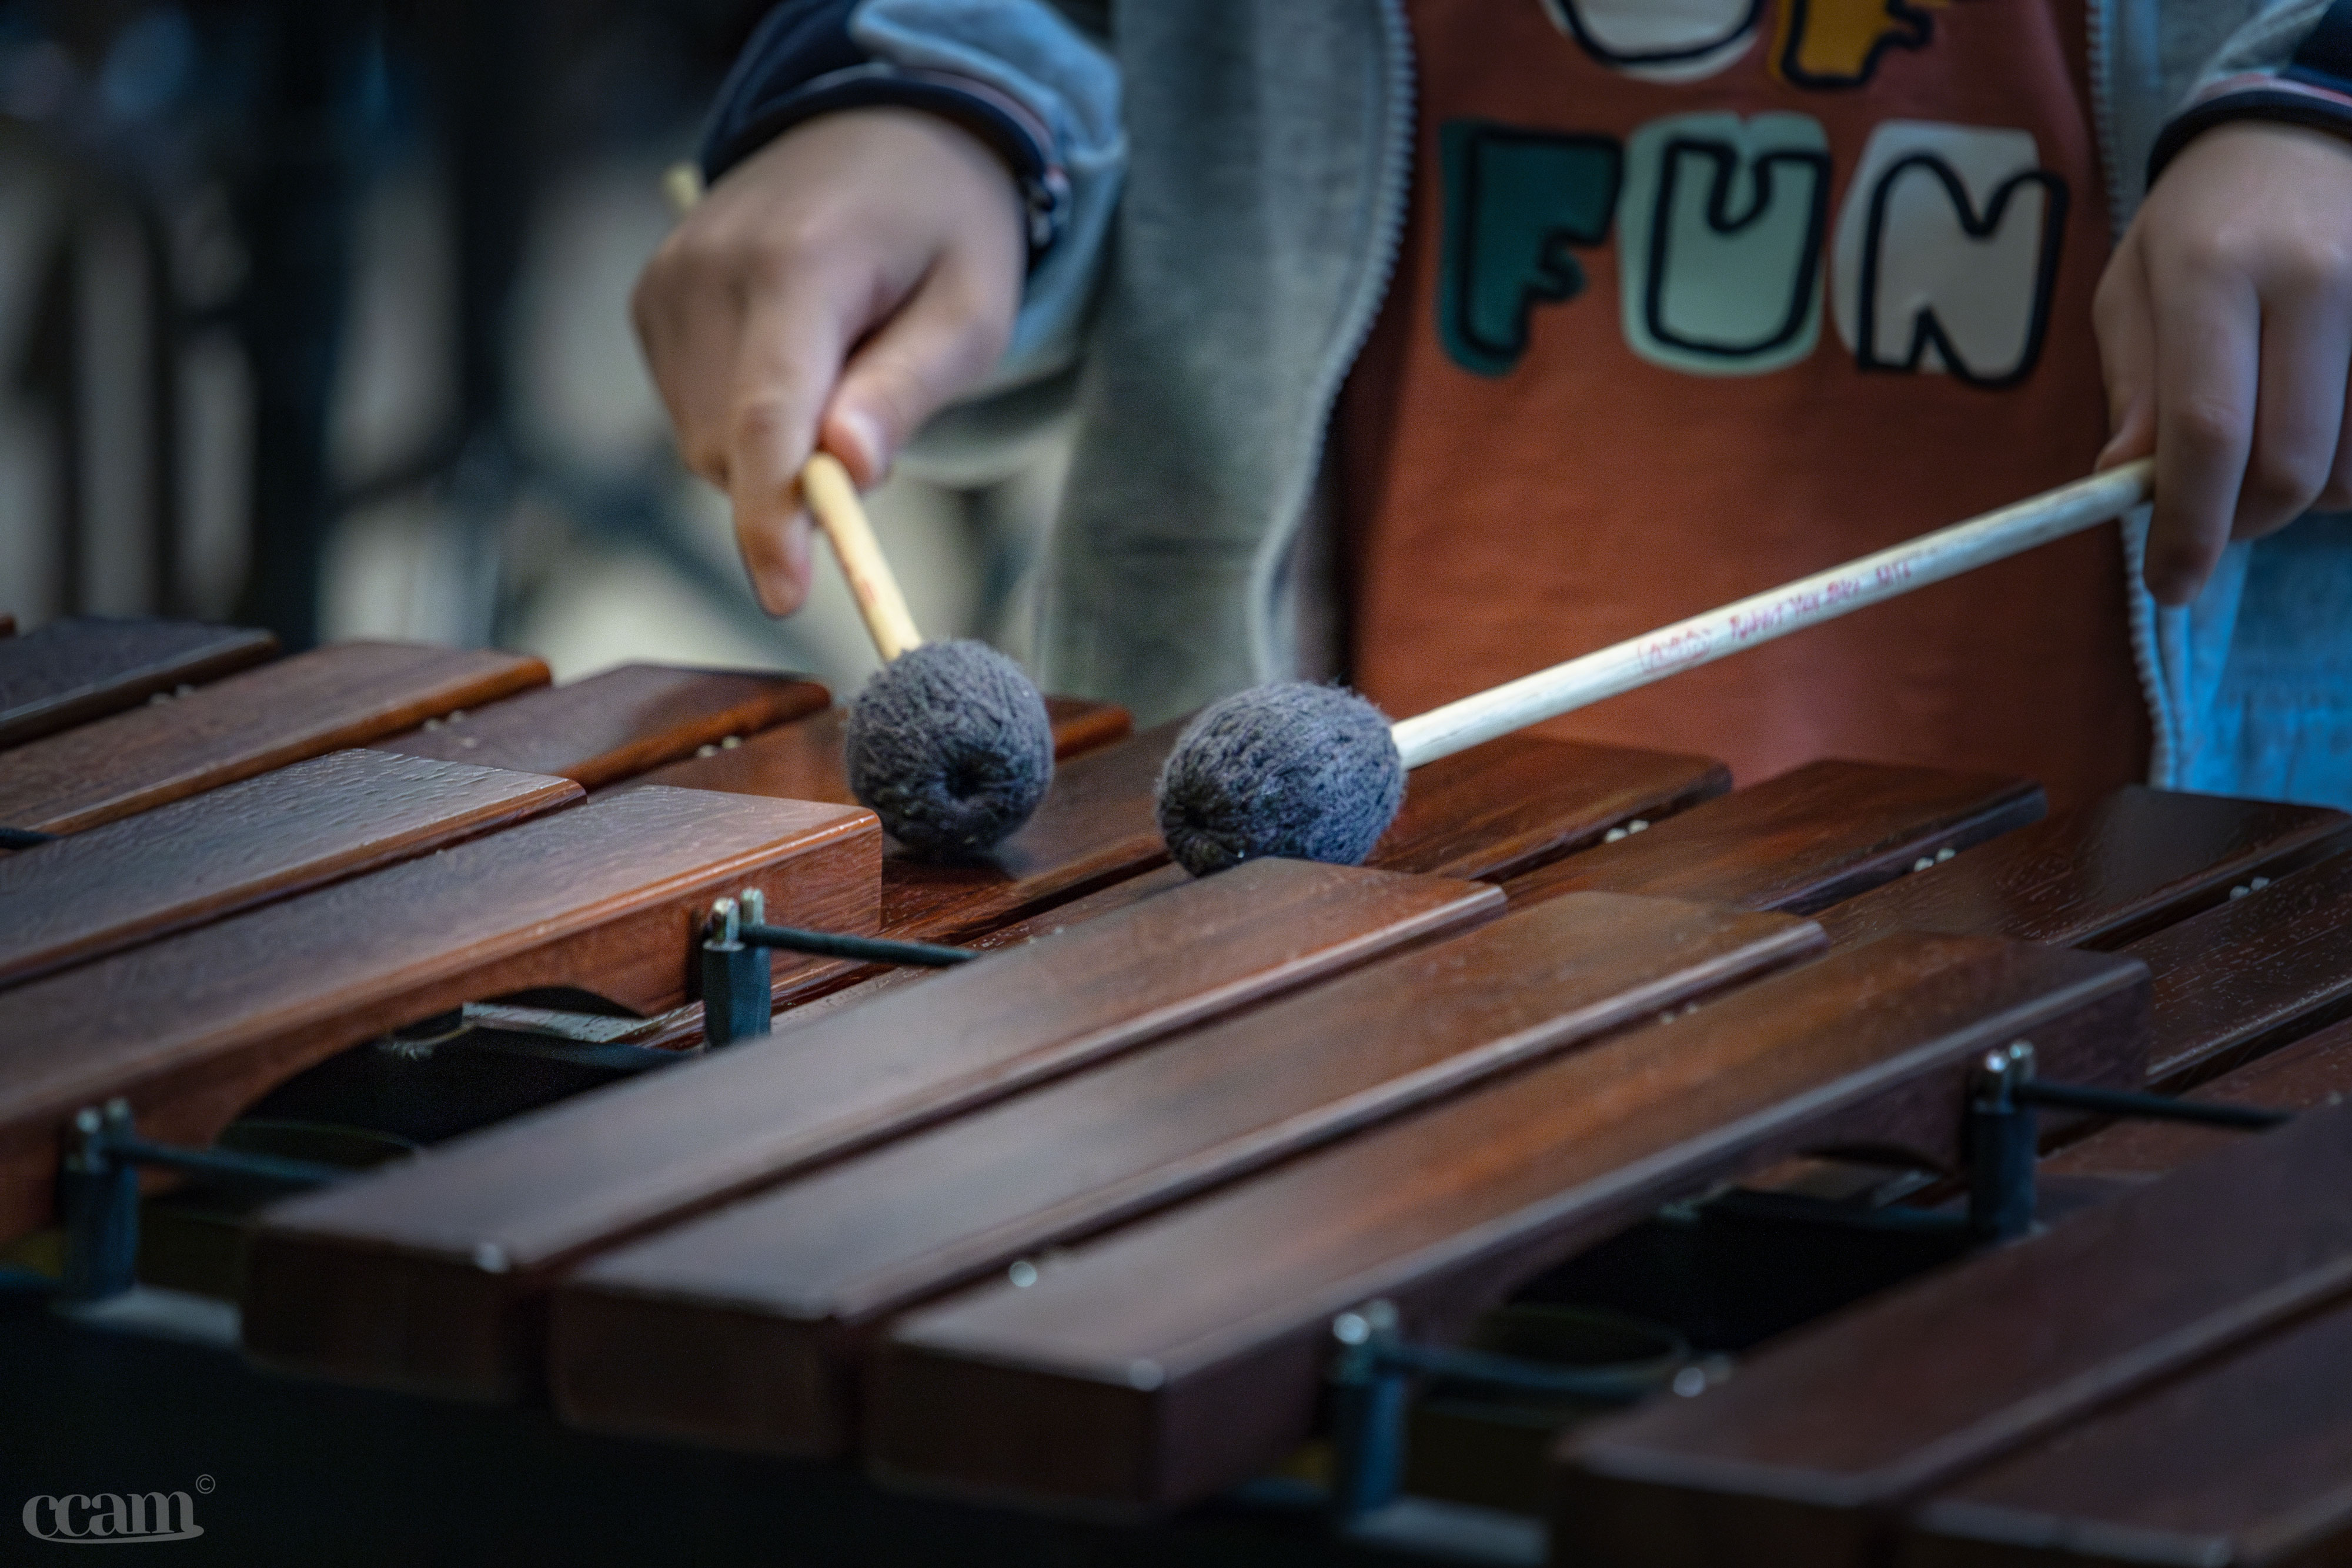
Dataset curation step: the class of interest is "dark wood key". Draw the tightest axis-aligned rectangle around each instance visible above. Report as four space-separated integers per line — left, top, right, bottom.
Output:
1503 760 2044 916
0 641 547 835
827 734 1717 1021
649 711 1722 936
870 716 1184 942
373 664 828 788
2124 849 2352 1088
621 694 1143 1010
2044 1012 2352 1184
0 787 877 1239
0 617 277 748
548 894 1820 1457
632 707 1174 959
240 859 1503 1401
770 750 1998 1032
1369 737 1728 882
1899 1295 2352 1568
683 726 1726 1024
1819 785 2350 951
0 750 580 987
750 865 1205 1032
1038 696 1136 758
1552 1099 2352 1568
621 696 1134 807
868 934 2147 1514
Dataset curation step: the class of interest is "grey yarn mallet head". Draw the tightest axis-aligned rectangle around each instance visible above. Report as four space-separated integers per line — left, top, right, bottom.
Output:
793 454 1053 857
670 166 1056 860
1155 683 1406 877
1150 464 2176 878
847 638 1055 857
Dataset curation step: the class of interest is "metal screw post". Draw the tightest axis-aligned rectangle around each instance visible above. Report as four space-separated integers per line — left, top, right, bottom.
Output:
1968 1041 2039 1242
58 1101 139 1303
699 892 771 1048
1328 1299 1408 1523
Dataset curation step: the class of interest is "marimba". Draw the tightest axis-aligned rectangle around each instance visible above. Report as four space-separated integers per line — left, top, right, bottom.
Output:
6 613 2351 1566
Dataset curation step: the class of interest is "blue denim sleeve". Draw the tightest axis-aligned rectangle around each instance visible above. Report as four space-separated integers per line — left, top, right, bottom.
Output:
2149 0 2352 185
696 1 1125 394
699 2 866 184
697 1 1121 271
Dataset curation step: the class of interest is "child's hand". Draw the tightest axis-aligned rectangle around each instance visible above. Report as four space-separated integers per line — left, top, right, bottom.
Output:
633 108 1024 614
2096 121 2352 604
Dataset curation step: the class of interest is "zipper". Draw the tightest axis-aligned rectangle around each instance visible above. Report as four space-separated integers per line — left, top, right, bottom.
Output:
2086 0 2179 785
2119 513 2179 784
2084 0 2134 240
1248 0 1418 683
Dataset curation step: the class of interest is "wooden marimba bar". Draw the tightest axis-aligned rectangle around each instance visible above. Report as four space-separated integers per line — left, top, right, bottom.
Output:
6 613 2352 1564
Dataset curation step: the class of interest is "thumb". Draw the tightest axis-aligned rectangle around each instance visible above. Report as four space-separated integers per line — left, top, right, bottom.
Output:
820 261 1014 486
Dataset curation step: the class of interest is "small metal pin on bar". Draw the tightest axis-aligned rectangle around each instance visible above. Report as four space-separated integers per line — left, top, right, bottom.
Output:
699 890 977 1048
1367 1338 1675 1402
2014 1079 2290 1129
1328 1300 1409 1522
59 1105 139 1303
1314 1042 2294 1532
1968 1041 2041 1242
102 1131 347 1191
737 922 973 969
1325 1295 1686 1527
699 894 771 1049
57 1099 346 1306
1965 1042 2294 1244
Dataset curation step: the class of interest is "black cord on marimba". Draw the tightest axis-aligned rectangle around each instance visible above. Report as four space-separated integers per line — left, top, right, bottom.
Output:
2015 1079 2290 1129
737 922 973 968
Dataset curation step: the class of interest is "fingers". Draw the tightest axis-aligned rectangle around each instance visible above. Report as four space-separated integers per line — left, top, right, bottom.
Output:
2114 123 2352 597
822 249 1021 489
2242 278 2352 536
2320 382 2352 512
2140 239 2260 605
2092 234 2157 472
628 109 1027 614
632 235 742 486
729 423 819 618
722 283 859 615
730 243 1017 608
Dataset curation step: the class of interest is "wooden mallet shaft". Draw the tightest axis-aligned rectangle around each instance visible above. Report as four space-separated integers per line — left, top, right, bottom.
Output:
1390 459 2157 769
800 452 924 661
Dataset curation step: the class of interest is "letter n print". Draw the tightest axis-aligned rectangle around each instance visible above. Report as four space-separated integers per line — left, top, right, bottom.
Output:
1830 121 2067 387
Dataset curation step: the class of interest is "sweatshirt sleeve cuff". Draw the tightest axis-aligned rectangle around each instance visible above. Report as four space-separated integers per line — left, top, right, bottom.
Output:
700 63 1071 262
2149 1 2352 188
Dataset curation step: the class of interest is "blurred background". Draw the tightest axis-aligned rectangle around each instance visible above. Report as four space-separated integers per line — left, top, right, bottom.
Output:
0 0 1066 693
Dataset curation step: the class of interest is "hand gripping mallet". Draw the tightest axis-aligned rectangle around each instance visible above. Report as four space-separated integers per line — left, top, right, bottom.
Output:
1154 460 2157 875
663 163 1055 856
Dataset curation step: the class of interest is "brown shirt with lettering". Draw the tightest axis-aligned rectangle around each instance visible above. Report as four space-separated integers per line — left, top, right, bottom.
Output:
1341 0 2147 804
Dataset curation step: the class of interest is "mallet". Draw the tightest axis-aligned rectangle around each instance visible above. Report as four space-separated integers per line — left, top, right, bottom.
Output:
662 163 1054 856
1155 459 2157 875
801 454 1055 856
